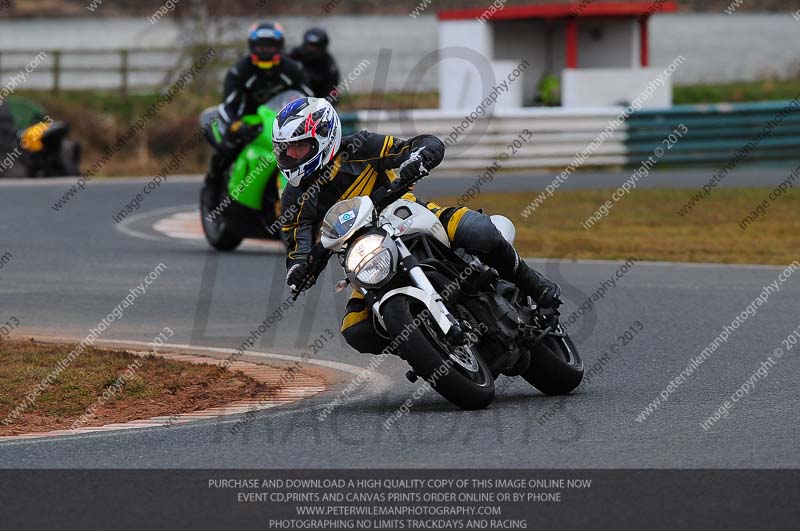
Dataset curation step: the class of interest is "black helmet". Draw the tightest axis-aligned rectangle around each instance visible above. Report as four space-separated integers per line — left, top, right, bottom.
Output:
248 21 285 69
302 27 329 56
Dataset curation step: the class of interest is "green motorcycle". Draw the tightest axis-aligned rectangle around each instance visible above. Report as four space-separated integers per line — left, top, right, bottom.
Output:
199 90 303 251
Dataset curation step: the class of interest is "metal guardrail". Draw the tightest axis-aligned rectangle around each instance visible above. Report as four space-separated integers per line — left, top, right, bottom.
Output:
626 101 800 165
339 112 360 136
357 108 629 171
356 101 800 172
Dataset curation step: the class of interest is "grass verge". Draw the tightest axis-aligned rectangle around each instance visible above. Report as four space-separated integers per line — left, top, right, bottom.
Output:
0 339 266 436
674 78 800 105
432 187 799 265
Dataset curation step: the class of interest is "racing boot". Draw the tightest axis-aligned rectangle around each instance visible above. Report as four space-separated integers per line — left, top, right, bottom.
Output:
481 237 562 309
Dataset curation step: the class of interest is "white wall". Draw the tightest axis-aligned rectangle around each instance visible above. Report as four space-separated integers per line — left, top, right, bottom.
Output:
652 13 800 83
446 16 645 108
0 15 441 93
438 19 494 109
562 68 672 107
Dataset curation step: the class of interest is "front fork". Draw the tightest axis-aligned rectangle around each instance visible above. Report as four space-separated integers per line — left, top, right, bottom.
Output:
372 237 468 345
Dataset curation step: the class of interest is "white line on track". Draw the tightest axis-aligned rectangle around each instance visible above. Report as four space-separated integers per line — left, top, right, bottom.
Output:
114 203 199 242
115 204 284 253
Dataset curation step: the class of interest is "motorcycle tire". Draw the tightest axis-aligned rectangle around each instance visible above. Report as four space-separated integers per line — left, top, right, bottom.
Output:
199 186 243 252
522 328 584 395
381 295 495 410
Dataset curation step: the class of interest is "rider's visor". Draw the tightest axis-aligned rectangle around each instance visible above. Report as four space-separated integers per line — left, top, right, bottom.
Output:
253 45 279 58
303 43 325 57
276 138 318 170
251 46 281 68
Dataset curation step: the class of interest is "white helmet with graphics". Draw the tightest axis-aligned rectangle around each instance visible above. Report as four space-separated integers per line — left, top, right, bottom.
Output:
272 97 342 187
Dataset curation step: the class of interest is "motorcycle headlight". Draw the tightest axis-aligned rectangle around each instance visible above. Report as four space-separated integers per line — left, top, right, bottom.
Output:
355 249 393 285
345 233 393 286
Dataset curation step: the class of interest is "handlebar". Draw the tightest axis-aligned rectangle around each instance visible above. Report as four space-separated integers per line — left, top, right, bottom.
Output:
370 146 431 209
371 167 430 212
290 153 431 300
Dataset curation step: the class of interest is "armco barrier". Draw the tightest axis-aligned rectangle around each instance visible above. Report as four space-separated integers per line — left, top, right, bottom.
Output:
340 112 360 136
352 101 800 173
625 101 800 165
356 107 629 172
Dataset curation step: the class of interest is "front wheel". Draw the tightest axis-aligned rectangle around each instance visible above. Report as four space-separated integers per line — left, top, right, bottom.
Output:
381 296 495 410
199 186 243 251
522 326 583 395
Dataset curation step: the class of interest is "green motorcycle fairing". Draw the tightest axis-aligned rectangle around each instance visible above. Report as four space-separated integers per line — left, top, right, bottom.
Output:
217 104 288 211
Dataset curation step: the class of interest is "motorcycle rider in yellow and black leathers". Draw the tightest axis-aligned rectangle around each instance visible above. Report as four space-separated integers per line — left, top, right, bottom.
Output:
274 97 561 355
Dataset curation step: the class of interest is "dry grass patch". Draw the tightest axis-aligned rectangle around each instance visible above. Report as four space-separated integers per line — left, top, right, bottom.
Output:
0 339 266 436
432 187 799 265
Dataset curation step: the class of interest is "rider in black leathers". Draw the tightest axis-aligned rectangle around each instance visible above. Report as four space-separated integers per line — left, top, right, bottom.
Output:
288 28 340 103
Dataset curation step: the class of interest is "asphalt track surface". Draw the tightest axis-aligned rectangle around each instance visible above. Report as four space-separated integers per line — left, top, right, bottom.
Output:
0 170 798 468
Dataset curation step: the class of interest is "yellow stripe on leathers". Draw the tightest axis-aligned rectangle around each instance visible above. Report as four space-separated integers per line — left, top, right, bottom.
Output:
446 207 469 240
357 167 379 197
350 167 377 198
381 136 395 157
338 164 373 201
341 290 369 331
325 155 343 183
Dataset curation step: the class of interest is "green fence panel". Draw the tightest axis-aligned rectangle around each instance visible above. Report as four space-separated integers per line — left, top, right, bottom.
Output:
626 100 800 166
340 112 359 136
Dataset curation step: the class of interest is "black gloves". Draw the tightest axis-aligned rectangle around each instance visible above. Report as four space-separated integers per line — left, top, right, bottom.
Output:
536 283 562 310
287 244 330 295
221 120 262 152
286 262 310 292
397 147 437 184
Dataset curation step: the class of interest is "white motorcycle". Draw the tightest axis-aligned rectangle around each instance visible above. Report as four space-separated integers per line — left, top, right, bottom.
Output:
292 157 583 410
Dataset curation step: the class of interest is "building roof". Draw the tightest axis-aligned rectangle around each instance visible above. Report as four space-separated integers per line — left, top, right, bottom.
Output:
438 1 679 21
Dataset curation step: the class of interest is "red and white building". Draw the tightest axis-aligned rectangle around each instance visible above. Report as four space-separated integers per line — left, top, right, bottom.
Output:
437 1 679 109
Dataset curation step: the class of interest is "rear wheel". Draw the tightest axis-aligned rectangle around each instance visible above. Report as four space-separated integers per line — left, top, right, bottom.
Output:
381 295 495 410
199 186 242 251
522 326 583 395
